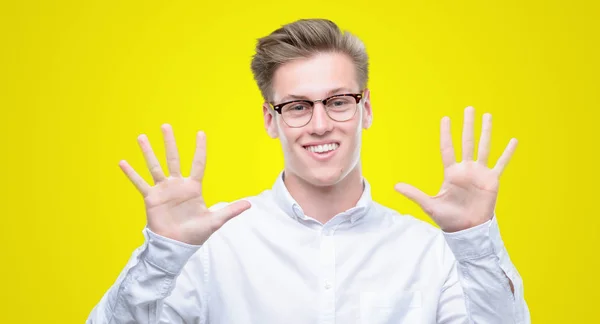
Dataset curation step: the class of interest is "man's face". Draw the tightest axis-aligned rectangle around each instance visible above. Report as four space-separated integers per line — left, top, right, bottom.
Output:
263 52 372 187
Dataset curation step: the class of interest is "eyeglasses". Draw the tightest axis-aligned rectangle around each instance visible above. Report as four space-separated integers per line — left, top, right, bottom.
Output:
270 93 363 128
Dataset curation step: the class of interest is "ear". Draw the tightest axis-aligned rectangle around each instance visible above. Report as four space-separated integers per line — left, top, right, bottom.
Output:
361 88 373 129
263 102 279 139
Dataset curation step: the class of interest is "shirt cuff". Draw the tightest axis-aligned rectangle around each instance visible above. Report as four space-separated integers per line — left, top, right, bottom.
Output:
442 215 506 261
141 227 202 275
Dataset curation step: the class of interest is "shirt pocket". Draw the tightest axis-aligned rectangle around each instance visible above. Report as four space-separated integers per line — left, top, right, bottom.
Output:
359 290 423 324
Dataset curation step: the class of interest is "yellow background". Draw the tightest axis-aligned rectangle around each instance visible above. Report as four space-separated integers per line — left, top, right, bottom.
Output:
1 0 598 323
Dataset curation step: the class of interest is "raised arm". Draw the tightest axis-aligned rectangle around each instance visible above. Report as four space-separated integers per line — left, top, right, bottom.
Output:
395 107 530 323
86 125 250 323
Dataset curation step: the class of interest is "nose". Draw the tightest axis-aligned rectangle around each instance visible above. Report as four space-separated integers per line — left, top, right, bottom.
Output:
308 102 334 135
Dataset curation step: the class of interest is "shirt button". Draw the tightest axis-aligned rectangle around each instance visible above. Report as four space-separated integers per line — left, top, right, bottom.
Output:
324 280 332 289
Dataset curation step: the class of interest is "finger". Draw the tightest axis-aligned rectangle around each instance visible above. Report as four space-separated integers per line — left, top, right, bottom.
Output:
493 138 518 176
137 134 166 183
462 106 475 161
477 113 492 165
211 200 252 228
190 131 207 181
394 183 432 213
119 160 151 196
161 124 181 177
440 116 456 168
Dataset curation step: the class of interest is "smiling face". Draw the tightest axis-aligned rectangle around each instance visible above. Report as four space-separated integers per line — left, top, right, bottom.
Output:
263 52 372 187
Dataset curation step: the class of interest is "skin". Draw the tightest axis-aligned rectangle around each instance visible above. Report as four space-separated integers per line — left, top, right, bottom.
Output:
262 52 372 223
118 52 519 287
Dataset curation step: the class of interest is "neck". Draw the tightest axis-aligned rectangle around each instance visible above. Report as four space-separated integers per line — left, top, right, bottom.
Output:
283 165 364 224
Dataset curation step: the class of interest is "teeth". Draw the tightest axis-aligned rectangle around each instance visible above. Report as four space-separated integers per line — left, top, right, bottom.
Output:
305 143 339 153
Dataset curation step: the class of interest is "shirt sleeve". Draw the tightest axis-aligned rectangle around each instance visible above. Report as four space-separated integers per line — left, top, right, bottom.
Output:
440 215 531 324
85 227 207 324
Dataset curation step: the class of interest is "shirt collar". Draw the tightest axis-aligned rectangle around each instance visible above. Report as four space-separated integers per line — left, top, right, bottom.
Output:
271 171 373 224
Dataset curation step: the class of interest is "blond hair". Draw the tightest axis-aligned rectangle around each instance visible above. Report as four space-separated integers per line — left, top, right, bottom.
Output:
250 19 369 102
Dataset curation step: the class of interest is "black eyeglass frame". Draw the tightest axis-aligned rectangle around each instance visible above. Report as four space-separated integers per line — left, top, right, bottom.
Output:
269 92 364 127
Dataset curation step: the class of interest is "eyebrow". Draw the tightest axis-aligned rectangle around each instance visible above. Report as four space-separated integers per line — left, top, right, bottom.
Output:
279 87 355 103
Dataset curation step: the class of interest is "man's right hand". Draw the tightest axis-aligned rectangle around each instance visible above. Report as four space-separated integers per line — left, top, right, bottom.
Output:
118 124 251 246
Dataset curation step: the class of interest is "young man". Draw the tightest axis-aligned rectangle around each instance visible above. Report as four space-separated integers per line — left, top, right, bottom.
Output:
87 19 530 323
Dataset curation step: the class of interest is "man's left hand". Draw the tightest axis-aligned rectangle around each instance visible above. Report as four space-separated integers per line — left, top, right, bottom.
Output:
394 106 517 232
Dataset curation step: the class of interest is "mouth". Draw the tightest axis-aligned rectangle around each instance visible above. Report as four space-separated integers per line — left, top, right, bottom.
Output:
302 142 340 160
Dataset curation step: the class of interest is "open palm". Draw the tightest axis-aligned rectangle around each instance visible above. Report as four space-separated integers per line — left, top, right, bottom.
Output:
118 124 251 245
395 107 517 232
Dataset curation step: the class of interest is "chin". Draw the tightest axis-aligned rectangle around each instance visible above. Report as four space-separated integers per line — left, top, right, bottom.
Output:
302 165 348 187
284 145 359 187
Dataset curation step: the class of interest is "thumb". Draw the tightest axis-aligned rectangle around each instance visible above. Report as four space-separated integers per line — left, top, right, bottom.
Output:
212 200 252 228
394 183 431 211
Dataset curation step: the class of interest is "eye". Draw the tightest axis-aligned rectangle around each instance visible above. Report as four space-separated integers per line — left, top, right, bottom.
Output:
282 102 312 114
327 96 353 108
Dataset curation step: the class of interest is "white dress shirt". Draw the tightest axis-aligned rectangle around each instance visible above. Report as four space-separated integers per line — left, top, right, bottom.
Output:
87 172 530 323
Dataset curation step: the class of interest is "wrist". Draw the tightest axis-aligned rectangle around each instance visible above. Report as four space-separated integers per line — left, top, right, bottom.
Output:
142 227 202 275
